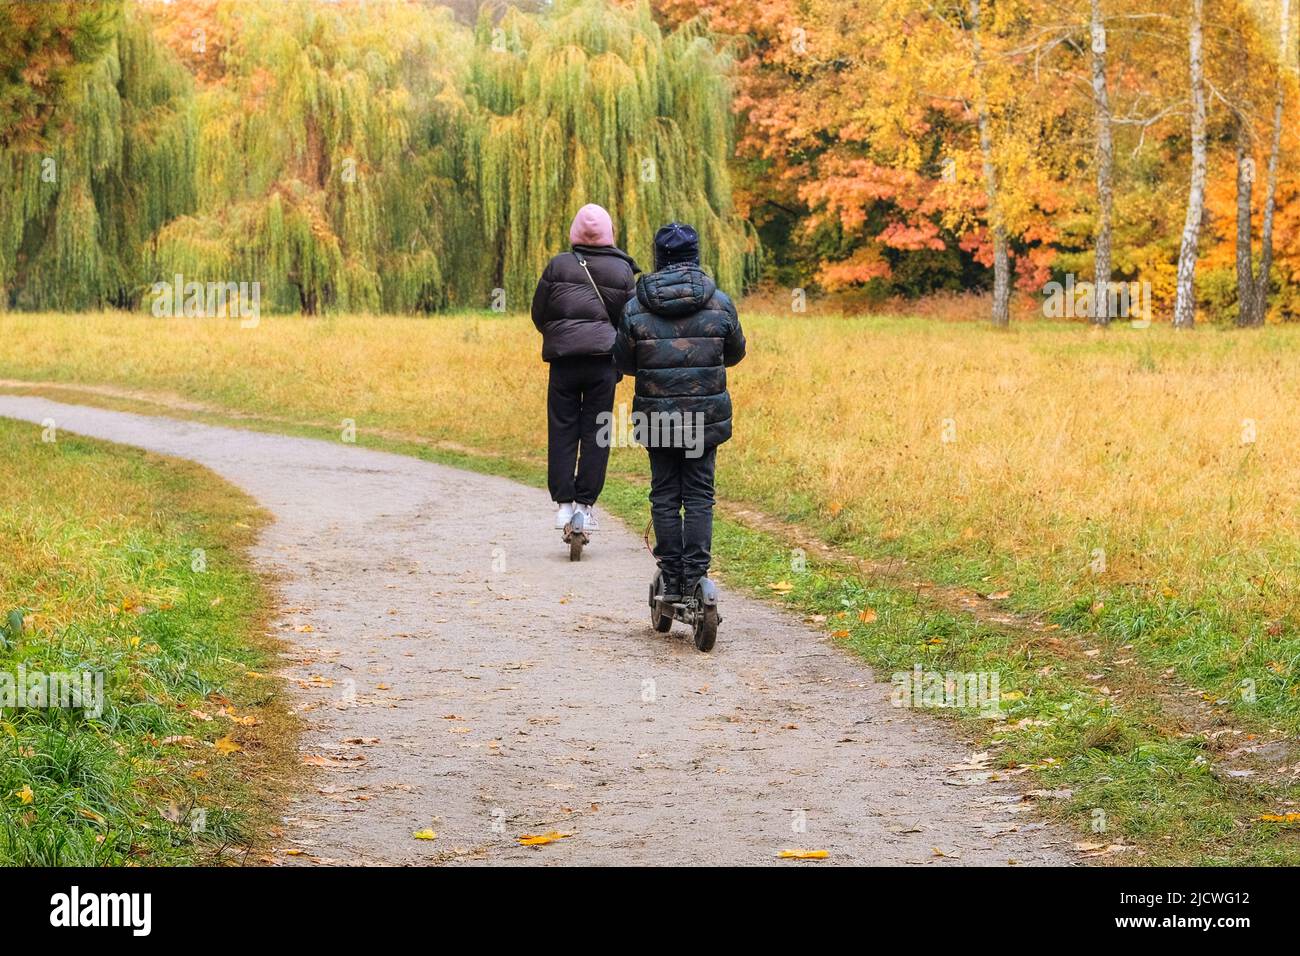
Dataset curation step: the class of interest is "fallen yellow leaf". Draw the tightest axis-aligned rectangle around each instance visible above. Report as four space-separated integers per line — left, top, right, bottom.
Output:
213 736 242 755
518 831 573 846
777 849 827 860
413 829 438 840
15 785 34 805
301 754 363 768
766 581 794 594
858 608 878 624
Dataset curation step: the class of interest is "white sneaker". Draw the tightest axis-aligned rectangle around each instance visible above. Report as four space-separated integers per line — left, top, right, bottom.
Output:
576 503 599 532
554 501 575 529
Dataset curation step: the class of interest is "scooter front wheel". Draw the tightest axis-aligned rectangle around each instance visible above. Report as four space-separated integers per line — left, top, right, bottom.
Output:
693 604 718 651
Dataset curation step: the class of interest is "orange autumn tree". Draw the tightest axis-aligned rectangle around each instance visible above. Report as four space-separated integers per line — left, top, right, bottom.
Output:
0 0 120 150
661 0 1300 324
658 0 1077 323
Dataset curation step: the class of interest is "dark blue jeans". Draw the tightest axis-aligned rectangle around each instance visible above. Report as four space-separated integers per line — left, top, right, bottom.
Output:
647 445 717 585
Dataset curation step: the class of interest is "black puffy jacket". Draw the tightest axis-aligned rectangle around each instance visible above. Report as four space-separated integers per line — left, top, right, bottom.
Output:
531 244 639 361
613 264 746 448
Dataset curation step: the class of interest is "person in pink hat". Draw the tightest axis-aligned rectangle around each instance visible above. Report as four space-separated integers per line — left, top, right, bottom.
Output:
531 204 641 532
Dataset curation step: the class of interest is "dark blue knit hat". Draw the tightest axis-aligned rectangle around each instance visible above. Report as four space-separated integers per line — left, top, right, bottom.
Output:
653 222 700 270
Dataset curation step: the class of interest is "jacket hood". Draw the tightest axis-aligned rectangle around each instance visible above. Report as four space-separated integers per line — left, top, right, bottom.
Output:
572 243 641 274
569 204 615 246
635 265 716 318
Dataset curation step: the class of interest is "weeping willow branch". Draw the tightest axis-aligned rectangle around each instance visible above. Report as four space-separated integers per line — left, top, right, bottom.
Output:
473 0 759 308
3 0 757 315
0 3 195 311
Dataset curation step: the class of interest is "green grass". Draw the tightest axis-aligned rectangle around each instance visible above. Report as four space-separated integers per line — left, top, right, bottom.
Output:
0 417 292 865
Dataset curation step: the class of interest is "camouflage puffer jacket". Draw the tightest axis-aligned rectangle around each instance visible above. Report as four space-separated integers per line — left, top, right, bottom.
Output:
613 264 746 449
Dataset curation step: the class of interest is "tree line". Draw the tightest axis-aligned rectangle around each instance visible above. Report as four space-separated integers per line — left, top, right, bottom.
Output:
0 0 753 314
1 0 1294 324
660 0 1299 326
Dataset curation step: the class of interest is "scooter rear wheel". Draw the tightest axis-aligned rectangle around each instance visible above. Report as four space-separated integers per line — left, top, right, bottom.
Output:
569 534 584 562
649 577 673 632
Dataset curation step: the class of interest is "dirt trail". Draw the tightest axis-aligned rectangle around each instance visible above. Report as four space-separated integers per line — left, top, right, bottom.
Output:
0 396 1075 866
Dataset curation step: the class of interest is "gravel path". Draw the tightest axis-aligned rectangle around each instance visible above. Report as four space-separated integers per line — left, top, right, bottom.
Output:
0 396 1074 866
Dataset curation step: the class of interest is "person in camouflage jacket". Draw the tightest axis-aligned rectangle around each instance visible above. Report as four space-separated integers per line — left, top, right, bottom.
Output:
614 222 745 600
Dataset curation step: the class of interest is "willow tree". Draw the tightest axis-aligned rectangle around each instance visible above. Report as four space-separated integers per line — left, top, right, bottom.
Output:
470 0 758 308
153 0 477 313
0 4 195 311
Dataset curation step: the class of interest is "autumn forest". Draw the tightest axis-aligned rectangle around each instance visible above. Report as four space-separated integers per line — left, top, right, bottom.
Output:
1 0 1296 325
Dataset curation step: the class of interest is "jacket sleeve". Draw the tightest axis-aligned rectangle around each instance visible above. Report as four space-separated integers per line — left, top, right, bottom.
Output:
531 264 552 334
723 298 746 367
616 269 637 327
613 306 637 376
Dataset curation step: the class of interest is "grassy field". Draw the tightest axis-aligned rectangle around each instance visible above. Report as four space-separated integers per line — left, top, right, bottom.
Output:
3 313 1299 722
0 415 292 865
3 310 1300 864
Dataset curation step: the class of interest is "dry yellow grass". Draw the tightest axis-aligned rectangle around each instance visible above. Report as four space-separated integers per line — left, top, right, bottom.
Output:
3 310 1299 711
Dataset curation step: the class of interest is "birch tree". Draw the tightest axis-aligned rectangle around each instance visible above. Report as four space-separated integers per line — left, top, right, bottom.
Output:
1173 0 1207 328
1246 0 1293 325
1090 0 1114 324
969 0 1012 326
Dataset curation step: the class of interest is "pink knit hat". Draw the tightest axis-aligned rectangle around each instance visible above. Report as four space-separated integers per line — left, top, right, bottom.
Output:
569 204 615 246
